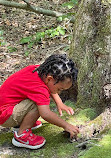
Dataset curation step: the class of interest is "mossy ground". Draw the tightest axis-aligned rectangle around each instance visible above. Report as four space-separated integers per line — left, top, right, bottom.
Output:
0 101 110 158
79 129 111 158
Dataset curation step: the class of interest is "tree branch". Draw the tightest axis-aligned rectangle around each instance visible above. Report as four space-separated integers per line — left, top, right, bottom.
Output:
22 0 31 6
0 0 75 23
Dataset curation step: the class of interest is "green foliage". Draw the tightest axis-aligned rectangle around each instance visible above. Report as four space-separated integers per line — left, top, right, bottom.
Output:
57 12 75 22
19 0 79 56
64 45 70 51
24 51 30 56
62 0 78 9
7 46 17 53
20 36 31 44
20 26 66 55
0 30 3 36
20 26 65 46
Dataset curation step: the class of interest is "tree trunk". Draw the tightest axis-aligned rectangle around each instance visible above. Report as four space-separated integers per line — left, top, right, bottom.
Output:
69 0 111 139
70 0 111 113
80 107 111 139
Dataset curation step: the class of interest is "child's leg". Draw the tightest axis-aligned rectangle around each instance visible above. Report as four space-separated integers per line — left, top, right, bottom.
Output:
18 108 40 135
2 99 40 130
2 99 46 149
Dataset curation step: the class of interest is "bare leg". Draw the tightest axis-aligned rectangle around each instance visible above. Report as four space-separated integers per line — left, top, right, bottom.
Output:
18 110 40 135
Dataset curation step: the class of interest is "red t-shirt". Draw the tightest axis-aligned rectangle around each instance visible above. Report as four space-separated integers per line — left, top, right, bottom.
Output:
0 65 51 124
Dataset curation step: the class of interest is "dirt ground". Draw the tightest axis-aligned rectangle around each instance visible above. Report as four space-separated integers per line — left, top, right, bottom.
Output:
0 0 74 86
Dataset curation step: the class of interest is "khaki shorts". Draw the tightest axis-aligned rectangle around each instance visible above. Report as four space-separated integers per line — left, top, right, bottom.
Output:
2 99 38 127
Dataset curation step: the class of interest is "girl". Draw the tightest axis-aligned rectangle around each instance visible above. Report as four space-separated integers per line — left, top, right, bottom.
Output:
0 54 79 149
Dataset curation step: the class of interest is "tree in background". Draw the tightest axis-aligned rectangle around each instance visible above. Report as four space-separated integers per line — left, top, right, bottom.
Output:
70 0 111 137
70 0 110 111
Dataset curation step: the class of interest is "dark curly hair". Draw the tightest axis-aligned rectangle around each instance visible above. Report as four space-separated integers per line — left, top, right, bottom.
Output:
33 54 78 84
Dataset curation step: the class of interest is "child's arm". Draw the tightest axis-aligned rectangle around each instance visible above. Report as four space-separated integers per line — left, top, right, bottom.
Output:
51 93 74 116
38 105 79 138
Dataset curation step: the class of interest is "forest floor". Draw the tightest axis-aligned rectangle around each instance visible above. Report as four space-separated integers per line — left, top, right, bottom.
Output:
0 1 111 158
0 0 75 85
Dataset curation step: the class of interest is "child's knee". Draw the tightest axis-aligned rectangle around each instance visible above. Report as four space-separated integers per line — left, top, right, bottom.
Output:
12 99 38 126
2 99 38 127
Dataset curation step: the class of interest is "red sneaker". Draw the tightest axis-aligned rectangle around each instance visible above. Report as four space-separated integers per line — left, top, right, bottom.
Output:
13 120 42 131
31 120 42 130
12 129 46 149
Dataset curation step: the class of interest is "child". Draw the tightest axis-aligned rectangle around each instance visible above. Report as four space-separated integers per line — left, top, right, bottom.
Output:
0 54 79 149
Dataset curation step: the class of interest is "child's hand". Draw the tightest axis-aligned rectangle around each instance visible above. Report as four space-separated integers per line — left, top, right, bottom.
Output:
64 124 79 139
57 103 74 116
51 93 74 116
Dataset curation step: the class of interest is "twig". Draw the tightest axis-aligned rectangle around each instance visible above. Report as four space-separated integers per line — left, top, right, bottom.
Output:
76 137 101 148
0 0 75 23
75 141 88 148
88 142 102 147
88 137 101 140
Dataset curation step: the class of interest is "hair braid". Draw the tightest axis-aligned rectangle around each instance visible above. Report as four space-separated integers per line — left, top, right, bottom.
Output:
33 54 78 84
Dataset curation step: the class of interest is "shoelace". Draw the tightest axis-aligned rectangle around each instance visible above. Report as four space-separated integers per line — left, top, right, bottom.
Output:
26 129 36 139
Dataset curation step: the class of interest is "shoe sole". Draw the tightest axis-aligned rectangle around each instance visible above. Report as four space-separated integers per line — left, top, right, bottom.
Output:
12 138 46 149
13 123 42 131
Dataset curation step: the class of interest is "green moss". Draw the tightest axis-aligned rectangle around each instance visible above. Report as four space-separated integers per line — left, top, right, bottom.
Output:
0 132 13 145
76 108 97 122
0 101 105 158
30 101 80 158
0 122 78 158
89 115 102 126
57 143 77 158
31 122 78 158
91 69 102 104
79 129 111 158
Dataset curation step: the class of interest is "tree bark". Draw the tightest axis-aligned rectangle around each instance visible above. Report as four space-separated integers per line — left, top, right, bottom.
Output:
70 0 111 113
79 107 111 139
69 0 111 139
